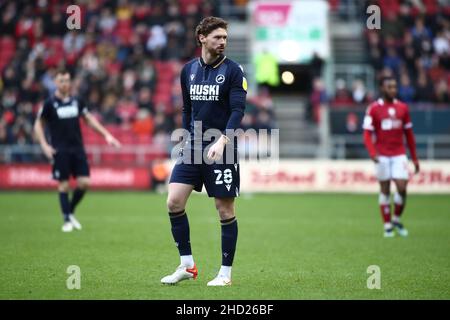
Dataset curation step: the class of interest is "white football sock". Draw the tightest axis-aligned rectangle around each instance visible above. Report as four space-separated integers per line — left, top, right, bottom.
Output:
180 255 194 268
393 192 403 205
219 265 232 279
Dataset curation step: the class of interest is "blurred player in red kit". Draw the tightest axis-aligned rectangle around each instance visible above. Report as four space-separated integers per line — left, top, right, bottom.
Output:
363 76 420 238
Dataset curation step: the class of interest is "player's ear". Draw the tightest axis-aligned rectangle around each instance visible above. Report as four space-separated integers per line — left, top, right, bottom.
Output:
199 34 206 45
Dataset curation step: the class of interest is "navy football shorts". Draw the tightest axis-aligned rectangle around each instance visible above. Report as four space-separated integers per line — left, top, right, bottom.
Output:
52 149 90 181
169 148 240 198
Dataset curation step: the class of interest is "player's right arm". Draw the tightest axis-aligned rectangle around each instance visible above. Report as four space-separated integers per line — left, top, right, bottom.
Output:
34 101 56 160
180 65 192 132
362 104 378 163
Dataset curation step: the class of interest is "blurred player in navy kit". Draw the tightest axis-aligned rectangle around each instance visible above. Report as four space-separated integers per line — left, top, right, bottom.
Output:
161 17 247 286
34 69 121 232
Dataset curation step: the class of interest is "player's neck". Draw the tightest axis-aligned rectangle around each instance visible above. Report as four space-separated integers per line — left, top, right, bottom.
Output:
382 97 395 104
201 48 221 65
55 90 70 101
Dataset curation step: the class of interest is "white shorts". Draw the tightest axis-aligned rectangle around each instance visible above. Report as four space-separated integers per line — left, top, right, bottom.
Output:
375 155 410 181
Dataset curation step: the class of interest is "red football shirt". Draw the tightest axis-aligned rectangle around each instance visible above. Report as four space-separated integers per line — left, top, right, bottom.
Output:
363 98 413 156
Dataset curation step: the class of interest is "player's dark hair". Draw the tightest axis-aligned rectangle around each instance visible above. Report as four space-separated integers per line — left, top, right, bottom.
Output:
379 76 395 87
195 16 228 46
55 68 71 78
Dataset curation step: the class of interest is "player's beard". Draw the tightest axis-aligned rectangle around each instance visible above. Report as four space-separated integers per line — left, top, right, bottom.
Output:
216 45 225 54
57 87 70 98
208 43 225 56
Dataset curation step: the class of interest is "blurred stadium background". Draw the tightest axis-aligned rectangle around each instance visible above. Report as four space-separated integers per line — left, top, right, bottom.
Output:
0 0 449 192
0 0 449 300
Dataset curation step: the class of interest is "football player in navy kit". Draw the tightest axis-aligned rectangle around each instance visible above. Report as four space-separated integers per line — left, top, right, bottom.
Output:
161 17 247 286
34 69 121 232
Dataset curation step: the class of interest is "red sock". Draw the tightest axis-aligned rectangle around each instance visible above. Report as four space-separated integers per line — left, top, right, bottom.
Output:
393 192 405 221
394 204 404 219
380 204 391 223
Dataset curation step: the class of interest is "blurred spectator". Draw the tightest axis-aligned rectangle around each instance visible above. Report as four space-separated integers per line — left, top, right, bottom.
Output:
240 86 276 132
434 78 450 104
116 96 139 126
415 71 434 102
137 87 155 114
154 111 174 135
146 25 167 59
2 66 20 89
383 48 402 75
311 52 325 78
100 93 120 125
0 2 17 36
434 30 450 55
398 73 416 103
132 109 154 137
346 112 359 133
254 49 280 91
87 88 102 110
310 78 328 123
46 6 66 37
254 110 275 131
163 36 183 61
63 31 85 56
381 11 405 39
411 17 432 43
0 118 8 145
332 78 352 107
99 7 117 35
351 79 369 104
240 113 254 131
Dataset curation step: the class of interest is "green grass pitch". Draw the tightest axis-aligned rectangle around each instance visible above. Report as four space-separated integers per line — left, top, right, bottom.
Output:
0 192 449 299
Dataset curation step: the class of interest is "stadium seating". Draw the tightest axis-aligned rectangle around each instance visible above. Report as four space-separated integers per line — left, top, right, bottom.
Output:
0 36 16 72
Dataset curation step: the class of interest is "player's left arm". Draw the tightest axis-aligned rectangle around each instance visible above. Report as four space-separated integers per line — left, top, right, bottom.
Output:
207 65 247 161
362 105 378 163
80 101 121 148
224 65 247 133
403 105 419 174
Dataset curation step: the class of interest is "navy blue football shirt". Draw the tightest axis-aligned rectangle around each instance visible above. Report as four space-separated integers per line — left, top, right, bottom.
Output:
180 54 247 148
38 95 88 151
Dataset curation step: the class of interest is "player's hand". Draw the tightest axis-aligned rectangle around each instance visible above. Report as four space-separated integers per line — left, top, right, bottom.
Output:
42 143 56 160
105 134 121 148
371 155 379 163
207 136 227 161
413 161 420 174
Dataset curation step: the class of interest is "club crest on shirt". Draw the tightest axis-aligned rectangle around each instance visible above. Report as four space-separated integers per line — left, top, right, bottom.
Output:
388 107 396 117
216 74 225 84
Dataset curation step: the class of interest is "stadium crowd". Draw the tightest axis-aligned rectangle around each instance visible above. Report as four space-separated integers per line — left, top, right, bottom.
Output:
330 0 450 107
0 0 271 154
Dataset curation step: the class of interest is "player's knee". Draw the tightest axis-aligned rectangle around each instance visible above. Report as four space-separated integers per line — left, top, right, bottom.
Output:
397 187 407 195
78 178 90 190
167 197 184 213
58 182 70 193
394 192 406 204
215 202 235 220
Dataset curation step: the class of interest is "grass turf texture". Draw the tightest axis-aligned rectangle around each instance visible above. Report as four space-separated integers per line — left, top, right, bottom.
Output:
0 192 449 299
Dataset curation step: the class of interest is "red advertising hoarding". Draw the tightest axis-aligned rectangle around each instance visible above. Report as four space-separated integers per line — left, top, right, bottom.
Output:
0 165 151 190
